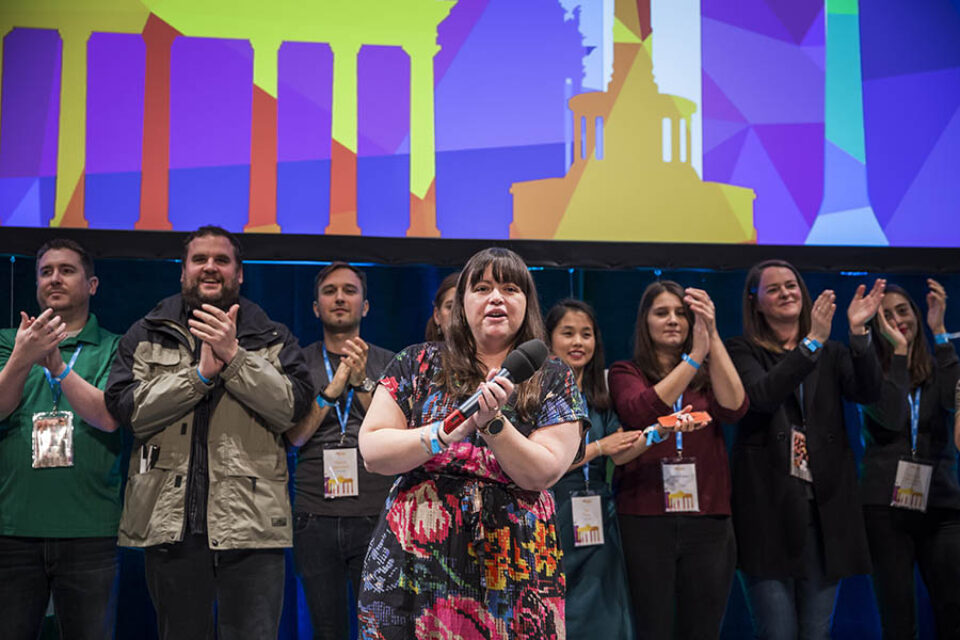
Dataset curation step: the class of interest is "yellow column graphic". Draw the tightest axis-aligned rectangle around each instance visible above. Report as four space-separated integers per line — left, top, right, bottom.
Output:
52 28 90 227
404 41 440 237
0 28 10 153
331 41 359 155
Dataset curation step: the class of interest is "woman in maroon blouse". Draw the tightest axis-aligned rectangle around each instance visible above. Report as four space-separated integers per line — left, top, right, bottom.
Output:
608 280 748 640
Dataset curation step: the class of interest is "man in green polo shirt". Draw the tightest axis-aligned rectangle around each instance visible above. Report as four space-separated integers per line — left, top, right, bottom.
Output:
0 238 125 640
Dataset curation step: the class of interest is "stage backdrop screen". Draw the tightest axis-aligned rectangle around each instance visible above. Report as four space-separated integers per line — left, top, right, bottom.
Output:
1 0 957 247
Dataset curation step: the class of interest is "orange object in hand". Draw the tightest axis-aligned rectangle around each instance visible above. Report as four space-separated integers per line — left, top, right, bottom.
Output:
657 411 711 429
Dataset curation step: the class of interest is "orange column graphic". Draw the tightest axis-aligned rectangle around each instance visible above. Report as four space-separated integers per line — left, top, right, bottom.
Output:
246 83 280 232
136 15 178 230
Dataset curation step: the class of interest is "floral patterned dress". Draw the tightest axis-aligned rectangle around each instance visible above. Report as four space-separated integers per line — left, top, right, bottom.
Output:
358 342 588 640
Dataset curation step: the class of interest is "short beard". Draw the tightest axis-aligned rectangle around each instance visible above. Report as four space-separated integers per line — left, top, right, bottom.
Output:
182 280 240 311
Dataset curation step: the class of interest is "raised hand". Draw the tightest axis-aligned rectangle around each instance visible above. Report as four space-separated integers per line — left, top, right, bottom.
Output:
12 309 65 366
343 337 370 387
189 304 239 364
876 305 908 355
684 288 717 336
809 290 837 343
926 278 947 335
848 278 886 335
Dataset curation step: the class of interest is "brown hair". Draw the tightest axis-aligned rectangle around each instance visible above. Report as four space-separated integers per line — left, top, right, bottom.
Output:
314 262 368 301
440 248 545 421
742 259 812 353
870 284 933 388
632 280 708 390
181 225 243 265
425 271 460 342
546 298 610 411
36 238 95 278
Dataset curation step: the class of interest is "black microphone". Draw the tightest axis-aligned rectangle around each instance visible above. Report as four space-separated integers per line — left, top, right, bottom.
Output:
442 339 549 434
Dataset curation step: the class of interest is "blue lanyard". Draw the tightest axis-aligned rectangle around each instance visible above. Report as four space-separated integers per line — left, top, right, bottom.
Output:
907 388 922 456
42 344 83 409
322 345 354 436
582 433 591 485
673 394 684 455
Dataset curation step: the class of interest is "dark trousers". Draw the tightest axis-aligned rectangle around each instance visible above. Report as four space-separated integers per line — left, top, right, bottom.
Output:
864 505 960 640
619 514 737 640
293 513 378 640
740 504 838 640
0 535 119 640
144 533 285 640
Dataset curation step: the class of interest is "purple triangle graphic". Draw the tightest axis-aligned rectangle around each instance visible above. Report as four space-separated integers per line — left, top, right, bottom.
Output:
704 127 749 184
767 0 824 45
754 123 824 225
702 72 747 123
702 0 795 42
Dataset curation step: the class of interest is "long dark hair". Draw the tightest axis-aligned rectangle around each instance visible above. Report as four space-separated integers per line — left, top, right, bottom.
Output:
425 271 460 342
440 248 545 421
742 259 813 353
632 280 708 390
545 299 610 411
869 284 933 388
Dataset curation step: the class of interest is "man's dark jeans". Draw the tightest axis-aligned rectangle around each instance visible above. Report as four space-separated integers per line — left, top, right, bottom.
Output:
293 513 378 640
0 535 119 640
144 533 285 640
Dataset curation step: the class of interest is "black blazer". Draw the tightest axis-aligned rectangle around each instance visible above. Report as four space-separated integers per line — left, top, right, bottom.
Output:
725 333 881 581
860 344 960 510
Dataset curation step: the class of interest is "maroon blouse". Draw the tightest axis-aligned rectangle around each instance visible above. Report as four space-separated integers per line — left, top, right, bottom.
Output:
608 360 749 516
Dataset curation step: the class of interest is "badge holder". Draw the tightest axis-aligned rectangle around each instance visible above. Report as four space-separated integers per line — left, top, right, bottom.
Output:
571 491 604 546
789 427 813 483
662 455 700 513
890 455 933 512
321 345 360 498
32 411 75 469
890 388 933 511
32 346 84 469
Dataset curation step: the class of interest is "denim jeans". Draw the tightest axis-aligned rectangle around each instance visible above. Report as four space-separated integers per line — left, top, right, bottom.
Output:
0 535 119 640
740 506 839 640
293 512 379 640
144 533 285 640
619 514 737 640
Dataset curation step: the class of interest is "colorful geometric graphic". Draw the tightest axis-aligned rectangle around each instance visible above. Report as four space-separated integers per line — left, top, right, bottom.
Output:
1 0 957 247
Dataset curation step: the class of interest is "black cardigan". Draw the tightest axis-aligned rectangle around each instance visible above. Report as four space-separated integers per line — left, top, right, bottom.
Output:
725 333 881 581
859 343 960 510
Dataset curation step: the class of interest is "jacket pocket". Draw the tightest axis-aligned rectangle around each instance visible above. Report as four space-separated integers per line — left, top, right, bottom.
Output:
119 460 184 542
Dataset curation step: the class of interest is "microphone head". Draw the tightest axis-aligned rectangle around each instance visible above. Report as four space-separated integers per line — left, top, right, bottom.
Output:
502 339 549 383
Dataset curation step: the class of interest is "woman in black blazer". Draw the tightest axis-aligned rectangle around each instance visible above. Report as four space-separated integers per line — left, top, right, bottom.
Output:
860 279 960 639
725 259 885 640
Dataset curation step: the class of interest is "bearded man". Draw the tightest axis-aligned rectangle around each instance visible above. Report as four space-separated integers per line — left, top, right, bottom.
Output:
105 225 313 640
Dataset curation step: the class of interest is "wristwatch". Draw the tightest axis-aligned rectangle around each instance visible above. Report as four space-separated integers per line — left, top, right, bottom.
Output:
479 412 505 436
353 377 376 393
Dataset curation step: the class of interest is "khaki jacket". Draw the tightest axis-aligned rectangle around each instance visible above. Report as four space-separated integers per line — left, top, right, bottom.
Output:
105 295 313 549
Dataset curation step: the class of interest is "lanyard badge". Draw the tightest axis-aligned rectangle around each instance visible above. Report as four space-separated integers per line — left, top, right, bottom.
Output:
661 394 700 512
32 345 84 469
321 345 359 497
891 389 933 511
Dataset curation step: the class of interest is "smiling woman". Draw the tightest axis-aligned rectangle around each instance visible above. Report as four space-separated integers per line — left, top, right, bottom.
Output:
356 247 588 640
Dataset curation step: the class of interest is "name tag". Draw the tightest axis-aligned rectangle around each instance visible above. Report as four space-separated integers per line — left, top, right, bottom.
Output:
32 411 75 469
323 447 359 498
790 427 813 483
571 493 604 546
662 458 699 513
890 457 933 512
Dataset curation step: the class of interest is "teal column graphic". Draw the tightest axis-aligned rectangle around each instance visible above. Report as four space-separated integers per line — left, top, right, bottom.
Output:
806 0 887 245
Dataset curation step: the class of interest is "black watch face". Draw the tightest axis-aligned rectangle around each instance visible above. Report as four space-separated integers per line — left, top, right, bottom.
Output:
487 417 504 435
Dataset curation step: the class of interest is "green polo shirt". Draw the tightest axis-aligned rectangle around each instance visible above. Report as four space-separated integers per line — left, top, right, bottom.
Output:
0 314 126 537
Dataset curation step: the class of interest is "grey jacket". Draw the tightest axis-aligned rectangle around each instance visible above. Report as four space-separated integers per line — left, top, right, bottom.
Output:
105 295 313 549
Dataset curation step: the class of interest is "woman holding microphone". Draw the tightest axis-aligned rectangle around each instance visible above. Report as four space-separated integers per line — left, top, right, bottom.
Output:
357 248 586 640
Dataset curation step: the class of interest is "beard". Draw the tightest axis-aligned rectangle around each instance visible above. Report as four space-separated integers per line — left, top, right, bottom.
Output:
182 275 241 311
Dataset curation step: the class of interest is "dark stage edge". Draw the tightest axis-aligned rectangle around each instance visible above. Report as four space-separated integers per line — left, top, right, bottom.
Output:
1 227 957 273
